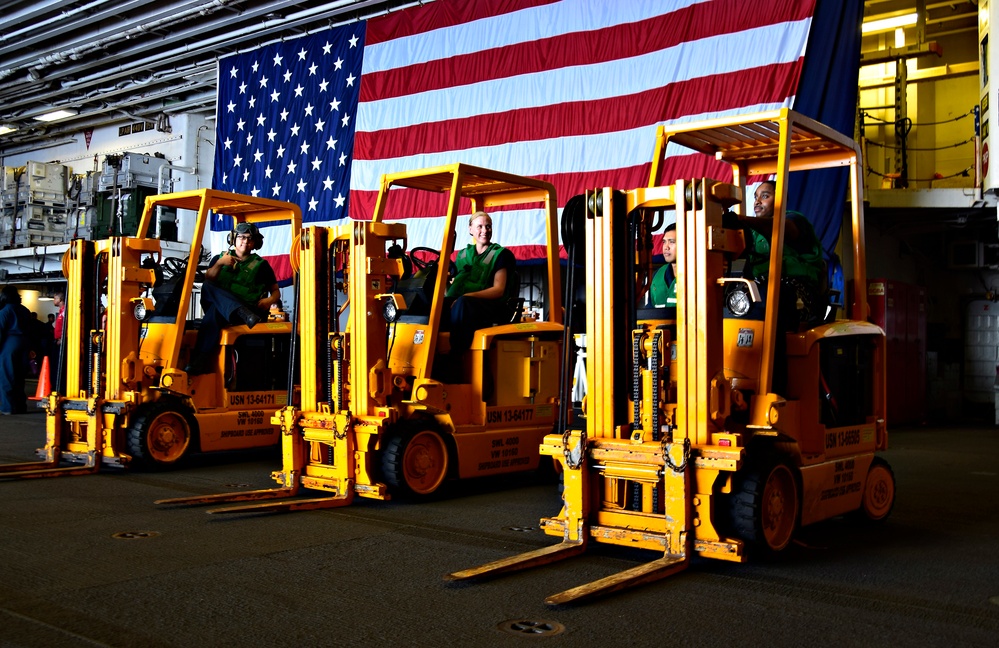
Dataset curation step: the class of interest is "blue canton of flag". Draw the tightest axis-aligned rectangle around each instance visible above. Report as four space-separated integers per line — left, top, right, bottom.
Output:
212 22 366 233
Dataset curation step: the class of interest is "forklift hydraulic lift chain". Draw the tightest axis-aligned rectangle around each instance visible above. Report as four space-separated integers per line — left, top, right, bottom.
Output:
562 427 586 470
662 436 690 473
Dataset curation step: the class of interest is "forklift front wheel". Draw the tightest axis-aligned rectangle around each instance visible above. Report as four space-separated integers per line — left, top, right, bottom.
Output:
727 457 800 556
127 402 195 470
381 428 449 497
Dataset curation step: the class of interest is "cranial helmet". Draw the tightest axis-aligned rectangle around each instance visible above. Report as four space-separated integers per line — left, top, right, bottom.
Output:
228 221 263 248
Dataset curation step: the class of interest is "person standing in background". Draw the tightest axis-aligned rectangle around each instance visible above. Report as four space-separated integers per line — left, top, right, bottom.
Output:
0 285 32 415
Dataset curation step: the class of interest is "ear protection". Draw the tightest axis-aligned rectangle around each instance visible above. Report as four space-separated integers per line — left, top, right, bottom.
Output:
227 221 264 248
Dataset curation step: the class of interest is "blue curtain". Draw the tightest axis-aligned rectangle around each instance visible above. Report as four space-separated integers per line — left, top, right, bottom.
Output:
788 0 865 259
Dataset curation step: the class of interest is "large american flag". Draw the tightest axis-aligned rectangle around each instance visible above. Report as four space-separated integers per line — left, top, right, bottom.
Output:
214 0 820 277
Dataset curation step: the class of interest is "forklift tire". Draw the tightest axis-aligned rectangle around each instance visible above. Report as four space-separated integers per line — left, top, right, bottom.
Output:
726 456 800 556
380 428 449 497
127 401 196 470
854 456 895 524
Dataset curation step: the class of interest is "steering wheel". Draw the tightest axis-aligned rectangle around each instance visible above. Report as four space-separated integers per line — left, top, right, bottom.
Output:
409 246 456 278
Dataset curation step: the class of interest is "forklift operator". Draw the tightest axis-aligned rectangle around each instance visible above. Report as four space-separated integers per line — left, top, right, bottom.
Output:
185 221 280 375
444 211 516 357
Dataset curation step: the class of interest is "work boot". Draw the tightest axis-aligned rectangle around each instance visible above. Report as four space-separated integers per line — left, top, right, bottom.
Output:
235 306 260 328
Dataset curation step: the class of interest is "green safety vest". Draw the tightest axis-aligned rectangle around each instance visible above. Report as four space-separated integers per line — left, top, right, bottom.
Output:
650 264 677 307
213 251 267 305
745 212 823 286
446 243 507 298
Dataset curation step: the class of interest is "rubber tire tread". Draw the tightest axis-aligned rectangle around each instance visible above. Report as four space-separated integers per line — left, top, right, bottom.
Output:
126 400 194 471
725 455 798 556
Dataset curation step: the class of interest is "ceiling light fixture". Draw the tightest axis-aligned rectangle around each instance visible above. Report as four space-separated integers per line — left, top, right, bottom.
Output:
862 12 918 35
34 108 78 122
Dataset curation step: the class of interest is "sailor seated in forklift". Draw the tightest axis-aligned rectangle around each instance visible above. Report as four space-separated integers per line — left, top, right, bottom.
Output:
443 210 517 364
185 221 280 376
649 223 677 310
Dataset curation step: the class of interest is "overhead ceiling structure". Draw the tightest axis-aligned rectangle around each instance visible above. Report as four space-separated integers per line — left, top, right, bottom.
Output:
0 0 417 155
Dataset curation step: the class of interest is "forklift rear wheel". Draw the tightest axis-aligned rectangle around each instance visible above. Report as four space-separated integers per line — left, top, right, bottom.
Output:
381 429 449 497
856 456 895 523
727 457 800 555
127 402 194 470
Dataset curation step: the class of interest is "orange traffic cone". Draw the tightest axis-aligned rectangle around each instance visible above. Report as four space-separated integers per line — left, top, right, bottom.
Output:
31 356 52 400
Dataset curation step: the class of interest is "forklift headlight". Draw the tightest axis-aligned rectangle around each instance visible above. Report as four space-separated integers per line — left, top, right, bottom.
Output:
383 299 399 323
726 286 752 317
377 293 407 323
132 297 154 321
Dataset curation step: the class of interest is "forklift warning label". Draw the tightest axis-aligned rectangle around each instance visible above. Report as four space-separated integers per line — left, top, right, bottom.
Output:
736 328 754 347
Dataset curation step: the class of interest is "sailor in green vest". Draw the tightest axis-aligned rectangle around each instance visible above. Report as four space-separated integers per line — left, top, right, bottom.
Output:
445 211 516 358
649 223 677 308
186 221 280 375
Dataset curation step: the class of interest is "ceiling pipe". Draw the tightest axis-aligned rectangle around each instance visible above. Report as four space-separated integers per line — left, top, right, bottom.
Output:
0 0 121 50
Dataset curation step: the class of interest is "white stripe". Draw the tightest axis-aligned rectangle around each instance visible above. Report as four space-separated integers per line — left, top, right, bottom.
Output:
350 100 790 192
357 19 809 132
382 208 553 251
362 0 710 73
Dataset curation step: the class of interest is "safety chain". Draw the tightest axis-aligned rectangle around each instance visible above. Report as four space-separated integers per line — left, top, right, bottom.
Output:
865 136 974 151
334 412 349 440
866 164 973 183
562 427 586 470
662 434 690 473
862 108 974 127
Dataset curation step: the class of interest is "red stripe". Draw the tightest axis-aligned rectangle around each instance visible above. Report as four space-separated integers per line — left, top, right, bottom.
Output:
348 153 732 221
355 61 803 160
361 0 814 102
365 0 559 45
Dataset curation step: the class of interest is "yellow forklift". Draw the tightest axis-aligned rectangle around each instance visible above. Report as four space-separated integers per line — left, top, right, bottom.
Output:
157 163 565 513
0 189 301 477
448 109 895 604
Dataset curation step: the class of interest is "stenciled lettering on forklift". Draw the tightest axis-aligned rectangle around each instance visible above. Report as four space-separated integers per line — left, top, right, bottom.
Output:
229 392 277 407
825 426 863 450
236 409 267 426
486 406 535 425
820 459 861 500
479 435 531 471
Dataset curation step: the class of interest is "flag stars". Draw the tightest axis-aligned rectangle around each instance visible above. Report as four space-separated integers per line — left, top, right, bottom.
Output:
311 157 322 171
266 129 277 142
349 34 359 48
272 184 282 197
308 63 318 76
256 113 266 127
300 141 310 155
330 97 340 112
276 144 286 157
326 136 337 150
270 90 280 102
297 48 308 61
227 101 236 113
322 177 334 191
236 118 246 131
251 187 260 197
223 137 233 150
248 96 256 109
290 123 300 137
279 109 289 121
253 149 263 163
314 118 325 132
334 57 344 71
229 66 239 78
308 197 318 211
264 165 273 178
243 169 250 182
338 152 347 166
251 61 260 73
335 192 346 207
233 154 242 167
287 160 298 174
294 84 305 97
273 53 283 66
283 70 292 83
341 113 350 127
259 75 269 89
239 82 247 94
319 79 329 92
304 103 314 117
346 73 356 87
322 41 333 55
297 179 307 193
245 132 253 146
